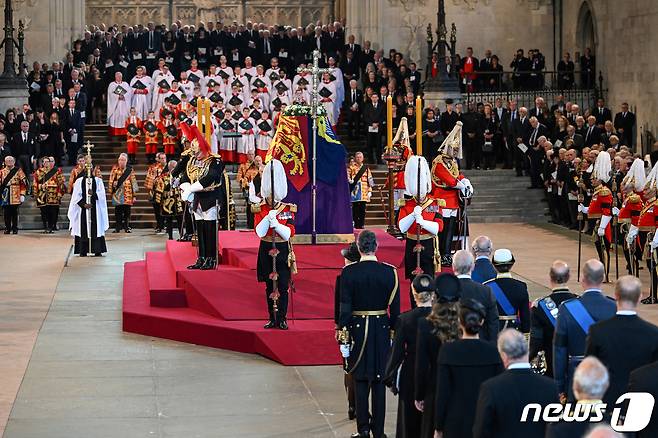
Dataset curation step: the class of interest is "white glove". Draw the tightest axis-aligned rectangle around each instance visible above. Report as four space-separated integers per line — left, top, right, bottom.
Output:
612 206 620 216
626 225 639 246
597 227 605 237
578 204 589 214
20 195 25 203
414 212 423 223
413 206 422 216
268 210 278 221
340 344 350 358
651 232 658 250
269 217 280 229
181 188 193 203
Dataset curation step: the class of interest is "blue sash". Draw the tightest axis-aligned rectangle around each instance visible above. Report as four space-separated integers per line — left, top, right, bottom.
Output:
563 299 596 334
487 280 515 316
538 299 557 327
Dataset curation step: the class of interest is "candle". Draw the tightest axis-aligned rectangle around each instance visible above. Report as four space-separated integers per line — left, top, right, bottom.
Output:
416 96 422 156
196 98 203 131
386 95 393 151
204 99 212 146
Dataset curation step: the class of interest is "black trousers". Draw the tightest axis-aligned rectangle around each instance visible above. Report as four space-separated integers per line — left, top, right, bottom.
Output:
196 219 218 260
164 215 182 240
152 202 164 229
3 205 18 231
366 131 382 163
347 110 361 138
438 216 456 259
528 150 543 187
352 201 367 229
184 208 194 235
265 269 290 323
463 135 480 169
40 205 59 230
114 205 132 231
594 235 611 280
355 378 386 438
514 143 526 176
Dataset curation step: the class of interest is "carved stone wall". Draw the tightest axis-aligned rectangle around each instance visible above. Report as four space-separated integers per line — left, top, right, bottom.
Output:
1 0 85 65
85 0 335 27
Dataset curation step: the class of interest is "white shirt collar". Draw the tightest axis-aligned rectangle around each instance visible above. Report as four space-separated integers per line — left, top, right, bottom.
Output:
457 274 471 279
360 255 378 262
475 256 490 261
616 310 637 316
583 288 602 294
508 362 531 370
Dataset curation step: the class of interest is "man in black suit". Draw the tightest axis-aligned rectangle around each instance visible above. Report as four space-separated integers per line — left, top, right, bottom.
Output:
359 40 375 72
628 360 658 438
565 124 585 151
613 102 635 147
592 98 612 127
586 275 658 404
341 50 360 86
343 34 362 63
99 32 117 65
530 261 577 378
142 22 161 71
289 28 307 67
439 99 459 138
345 80 363 140
363 94 385 164
63 99 84 165
470 235 497 284
10 121 38 177
510 105 531 177
256 30 275 67
452 250 499 343
553 259 616 402
501 100 518 170
527 116 549 188
546 356 612 438
584 115 603 148
473 329 559 438
528 96 546 124
339 230 400 438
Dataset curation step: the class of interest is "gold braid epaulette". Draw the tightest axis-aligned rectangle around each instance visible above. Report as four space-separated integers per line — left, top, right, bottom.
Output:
628 193 641 204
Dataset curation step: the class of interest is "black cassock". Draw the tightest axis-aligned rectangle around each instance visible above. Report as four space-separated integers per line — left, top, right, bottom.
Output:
339 259 400 438
74 175 107 256
383 306 431 438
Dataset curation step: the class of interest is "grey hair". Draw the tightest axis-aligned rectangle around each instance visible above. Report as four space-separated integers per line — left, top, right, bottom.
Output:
357 230 378 255
471 236 492 256
550 260 570 284
497 328 528 360
615 275 642 305
119 153 129 160
573 357 609 400
582 259 605 285
452 249 474 275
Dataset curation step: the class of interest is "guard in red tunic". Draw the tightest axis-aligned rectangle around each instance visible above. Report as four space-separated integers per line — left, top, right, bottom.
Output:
253 158 297 330
431 121 473 266
125 108 142 165
617 158 645 275
578 151 613 282
398 155 444 307
631 162 658 304
158 111 179 156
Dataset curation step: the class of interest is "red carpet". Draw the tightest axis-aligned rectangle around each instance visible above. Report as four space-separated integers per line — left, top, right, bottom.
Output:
122 229 411 365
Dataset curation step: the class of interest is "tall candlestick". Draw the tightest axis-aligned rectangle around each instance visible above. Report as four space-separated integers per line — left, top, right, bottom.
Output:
386 95 393 152
416 96 422 156
204 98 212 146
196 98 202 131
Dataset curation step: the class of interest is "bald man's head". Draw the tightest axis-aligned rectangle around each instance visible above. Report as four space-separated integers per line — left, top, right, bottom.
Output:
549 260 570 285
581 259 605 288
615 275 642 307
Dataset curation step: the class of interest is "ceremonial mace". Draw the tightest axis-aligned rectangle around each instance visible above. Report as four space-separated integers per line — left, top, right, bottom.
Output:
412 97 424 276
611 170 619 280
269 159 279 322
83 140 94 255
576 167 584 282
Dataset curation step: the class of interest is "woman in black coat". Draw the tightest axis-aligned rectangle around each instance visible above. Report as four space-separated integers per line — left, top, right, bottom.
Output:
415 273 461 438
434 299 504 438
383 274 436 438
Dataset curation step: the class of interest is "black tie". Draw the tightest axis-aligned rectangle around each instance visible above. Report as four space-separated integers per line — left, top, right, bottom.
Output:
71 109 74 117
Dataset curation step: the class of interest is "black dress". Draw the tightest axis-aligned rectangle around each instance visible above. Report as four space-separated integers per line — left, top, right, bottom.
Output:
435 338 503 438
415 317 444 438
383 306 431 438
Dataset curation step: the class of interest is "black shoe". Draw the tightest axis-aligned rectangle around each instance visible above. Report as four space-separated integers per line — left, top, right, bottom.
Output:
641 296 657 305
124 228 132 233
200 258 216 270
264 321 276 329
80 253 87 257
350 433 369 438
113 229 120 233
94 253 102 257
3 230 10 234
53 225 59 231
441 254 453 267
348 407 356 420
12 229 17 234
278 320 288 330
187 258 205 270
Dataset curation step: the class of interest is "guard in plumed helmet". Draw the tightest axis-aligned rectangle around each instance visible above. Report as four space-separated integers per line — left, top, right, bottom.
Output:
398 155 445 308
383 274 435 438
578 151 614 282
179 125 224 270
431 121 474 267
483 249 531 337
634 161 658 304
617 158 646 275
252 158 297 330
